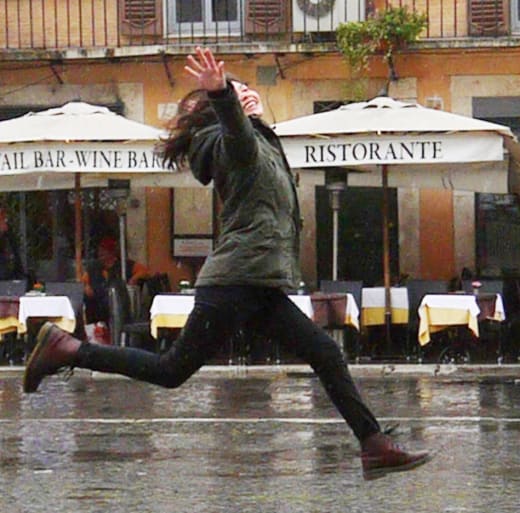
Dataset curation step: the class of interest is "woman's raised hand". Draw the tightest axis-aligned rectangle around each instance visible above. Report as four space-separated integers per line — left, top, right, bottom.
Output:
185 47 226 92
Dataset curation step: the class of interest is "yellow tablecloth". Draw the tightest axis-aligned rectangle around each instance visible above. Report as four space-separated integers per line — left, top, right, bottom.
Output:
418 294 480 346
17 295 76 335
0 316 20 336
0 296 20 336
361 287 409 326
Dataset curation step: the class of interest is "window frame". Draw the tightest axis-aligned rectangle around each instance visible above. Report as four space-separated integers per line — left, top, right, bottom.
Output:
164 0 243 37
512 0 520 33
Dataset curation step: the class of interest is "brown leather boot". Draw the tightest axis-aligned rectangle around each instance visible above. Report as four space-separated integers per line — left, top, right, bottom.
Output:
361 432 432 480
23 322 83 393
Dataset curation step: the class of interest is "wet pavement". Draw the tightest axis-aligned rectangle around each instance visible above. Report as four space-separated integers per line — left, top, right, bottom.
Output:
0 365 519 513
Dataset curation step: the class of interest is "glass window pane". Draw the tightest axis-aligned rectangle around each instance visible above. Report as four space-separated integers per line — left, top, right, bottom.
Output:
212 0 237 22
177 0 202 23
476 193 520 276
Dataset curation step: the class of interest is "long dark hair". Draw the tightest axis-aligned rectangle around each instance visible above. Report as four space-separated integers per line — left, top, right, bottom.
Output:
159 89 218 170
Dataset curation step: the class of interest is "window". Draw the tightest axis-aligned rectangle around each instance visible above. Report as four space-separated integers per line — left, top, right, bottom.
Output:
166 0 242 36
476 193 520 277
473 96 520 138
513 0 520 33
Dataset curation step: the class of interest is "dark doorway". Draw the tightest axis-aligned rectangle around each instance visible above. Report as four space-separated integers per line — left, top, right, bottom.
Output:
315 186 399 287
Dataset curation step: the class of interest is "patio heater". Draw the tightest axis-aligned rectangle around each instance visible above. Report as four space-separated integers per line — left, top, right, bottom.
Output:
108 179 131 281
326 170 347 281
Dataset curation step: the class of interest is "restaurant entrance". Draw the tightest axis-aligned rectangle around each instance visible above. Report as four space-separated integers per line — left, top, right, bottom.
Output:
315 186 399 287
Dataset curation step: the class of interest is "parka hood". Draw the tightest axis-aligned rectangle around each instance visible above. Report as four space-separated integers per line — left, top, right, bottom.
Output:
188 124 220 185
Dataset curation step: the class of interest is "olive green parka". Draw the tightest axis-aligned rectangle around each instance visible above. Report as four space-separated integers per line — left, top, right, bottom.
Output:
188 83 302 290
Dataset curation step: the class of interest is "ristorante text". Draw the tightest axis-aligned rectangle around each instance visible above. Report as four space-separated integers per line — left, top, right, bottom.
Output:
305 141 443 163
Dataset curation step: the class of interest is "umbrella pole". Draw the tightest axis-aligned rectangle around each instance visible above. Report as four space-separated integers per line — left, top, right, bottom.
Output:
74 174 83 282
332 207 339 281
119 210 127 281
382 164 392 353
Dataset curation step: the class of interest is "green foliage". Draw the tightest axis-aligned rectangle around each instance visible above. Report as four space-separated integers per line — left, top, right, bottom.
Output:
336 6 428 76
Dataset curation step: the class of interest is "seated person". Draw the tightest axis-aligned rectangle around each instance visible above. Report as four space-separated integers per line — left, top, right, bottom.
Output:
82 237 150 324
0 206 25 280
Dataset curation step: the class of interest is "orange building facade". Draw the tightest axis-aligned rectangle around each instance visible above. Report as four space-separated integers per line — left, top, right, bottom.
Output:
1 0 519 290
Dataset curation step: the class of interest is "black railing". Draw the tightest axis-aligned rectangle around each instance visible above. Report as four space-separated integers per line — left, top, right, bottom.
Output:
0 0 515 52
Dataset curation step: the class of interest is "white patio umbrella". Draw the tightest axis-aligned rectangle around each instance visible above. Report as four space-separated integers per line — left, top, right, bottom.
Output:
0 102 173 280
273 96 520 344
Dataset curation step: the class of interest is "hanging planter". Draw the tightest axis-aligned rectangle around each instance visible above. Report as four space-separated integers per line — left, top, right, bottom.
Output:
336 6 428 80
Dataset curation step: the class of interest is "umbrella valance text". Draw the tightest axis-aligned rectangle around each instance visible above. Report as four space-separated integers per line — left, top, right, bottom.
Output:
0 143 163 174
280 134 504 168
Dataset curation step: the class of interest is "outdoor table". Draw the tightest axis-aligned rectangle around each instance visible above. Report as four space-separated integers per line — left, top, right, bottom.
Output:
17 294 76 335
361 287 409 327
417 293 483 346
150 294 315 339
0 296 21 336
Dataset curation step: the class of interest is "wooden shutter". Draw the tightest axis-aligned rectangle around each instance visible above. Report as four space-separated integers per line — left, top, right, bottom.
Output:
246 0 288 34
120 0 161 35
469 0 509 36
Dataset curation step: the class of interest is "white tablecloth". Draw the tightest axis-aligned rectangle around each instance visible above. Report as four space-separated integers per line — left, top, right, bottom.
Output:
18 295 76 334
150 294 194 319
345 293 360 330
288 294 313 318
419 294 480 315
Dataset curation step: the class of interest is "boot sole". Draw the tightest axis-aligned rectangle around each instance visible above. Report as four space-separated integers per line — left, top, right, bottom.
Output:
363 453 433 481
23 322 55 393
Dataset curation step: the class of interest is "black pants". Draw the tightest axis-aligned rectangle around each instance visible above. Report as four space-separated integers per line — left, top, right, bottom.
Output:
77 286 380 441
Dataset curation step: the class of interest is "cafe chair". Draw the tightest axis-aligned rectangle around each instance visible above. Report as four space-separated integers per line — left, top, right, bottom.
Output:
0 279 27 297
319 280 363 361
320 279 362 303
44 281 86 340
0 280 28 364
157 273 171 293
140 273 172 317
405 279 449 361
108 280 154 351
461 279 506 362
461 278 504 296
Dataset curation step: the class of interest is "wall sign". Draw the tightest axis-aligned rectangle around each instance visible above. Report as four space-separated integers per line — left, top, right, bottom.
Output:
0 142 163 173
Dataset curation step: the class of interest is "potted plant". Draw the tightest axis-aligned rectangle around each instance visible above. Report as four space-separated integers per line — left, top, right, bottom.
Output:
336 6 428 80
